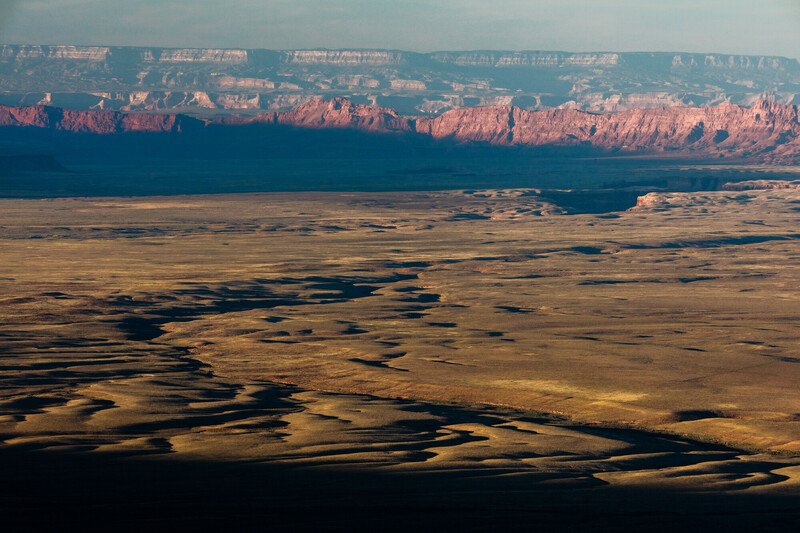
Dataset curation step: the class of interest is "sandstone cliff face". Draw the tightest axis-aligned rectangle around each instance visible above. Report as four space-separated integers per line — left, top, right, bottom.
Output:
276 97 413 133
390 79 427 91
0 45 110 61
0 105 201 133
631 192 671 210
1 98 798 162
415 99 800 161
428 52 621 67
156 49 248 64
283 50 407 66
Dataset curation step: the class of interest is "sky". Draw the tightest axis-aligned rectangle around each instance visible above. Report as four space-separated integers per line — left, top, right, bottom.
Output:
0 0 799 58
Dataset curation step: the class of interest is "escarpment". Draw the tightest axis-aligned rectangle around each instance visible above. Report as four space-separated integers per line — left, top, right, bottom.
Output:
2 45 798 115
1 97 797 162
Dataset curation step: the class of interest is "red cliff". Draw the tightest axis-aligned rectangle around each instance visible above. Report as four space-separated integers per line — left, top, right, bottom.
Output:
0 105 202 133
415 99 800 161
277 97 413 133
1 98 798 162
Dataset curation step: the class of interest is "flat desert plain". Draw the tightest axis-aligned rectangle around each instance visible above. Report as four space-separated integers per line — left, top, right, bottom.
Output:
2 188 800 528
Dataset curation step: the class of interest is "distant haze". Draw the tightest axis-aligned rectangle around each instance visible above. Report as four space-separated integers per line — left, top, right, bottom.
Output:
0 0 799 59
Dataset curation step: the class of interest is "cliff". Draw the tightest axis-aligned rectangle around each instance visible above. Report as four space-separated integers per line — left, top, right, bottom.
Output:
2 45 799 116
415 99 800 160
156 49 248 63
276 97 413 133
1 98 798 162
429 52 621 67
0 105 202 133
283 50 408 66
723 180 800 190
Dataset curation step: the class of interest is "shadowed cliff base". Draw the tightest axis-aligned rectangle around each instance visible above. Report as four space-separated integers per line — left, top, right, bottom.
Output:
1 122 799 204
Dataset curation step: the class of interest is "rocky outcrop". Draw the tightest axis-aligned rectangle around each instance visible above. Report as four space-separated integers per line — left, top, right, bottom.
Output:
1 97 798 161
671 54 798 72
415 99 800 161
632 193 671 210
0 105 202 133
429 52 621 67
214 77 276 90
157 49 248 63
723 180 800 190
282 50 407 66
0 45 110 61
276 97 414 133
0 91 317 113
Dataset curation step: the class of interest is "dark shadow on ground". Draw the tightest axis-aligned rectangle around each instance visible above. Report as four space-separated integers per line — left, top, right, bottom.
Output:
1 447 798 532
1 125 793 200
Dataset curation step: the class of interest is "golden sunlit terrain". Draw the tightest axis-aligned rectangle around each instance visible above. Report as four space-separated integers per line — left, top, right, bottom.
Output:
2 188 800 527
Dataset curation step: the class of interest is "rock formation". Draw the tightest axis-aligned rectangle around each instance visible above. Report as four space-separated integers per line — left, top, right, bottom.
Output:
1 97 798 162
723 179 800 190
0 104 202 133
416 98 800 160
277 98 413 133
1 45 798 115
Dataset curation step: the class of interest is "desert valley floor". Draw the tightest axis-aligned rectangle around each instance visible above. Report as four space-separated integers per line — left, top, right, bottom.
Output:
2 187 800 529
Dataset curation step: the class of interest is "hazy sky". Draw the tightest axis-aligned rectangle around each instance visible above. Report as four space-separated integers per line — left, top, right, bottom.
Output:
1 0 799 58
